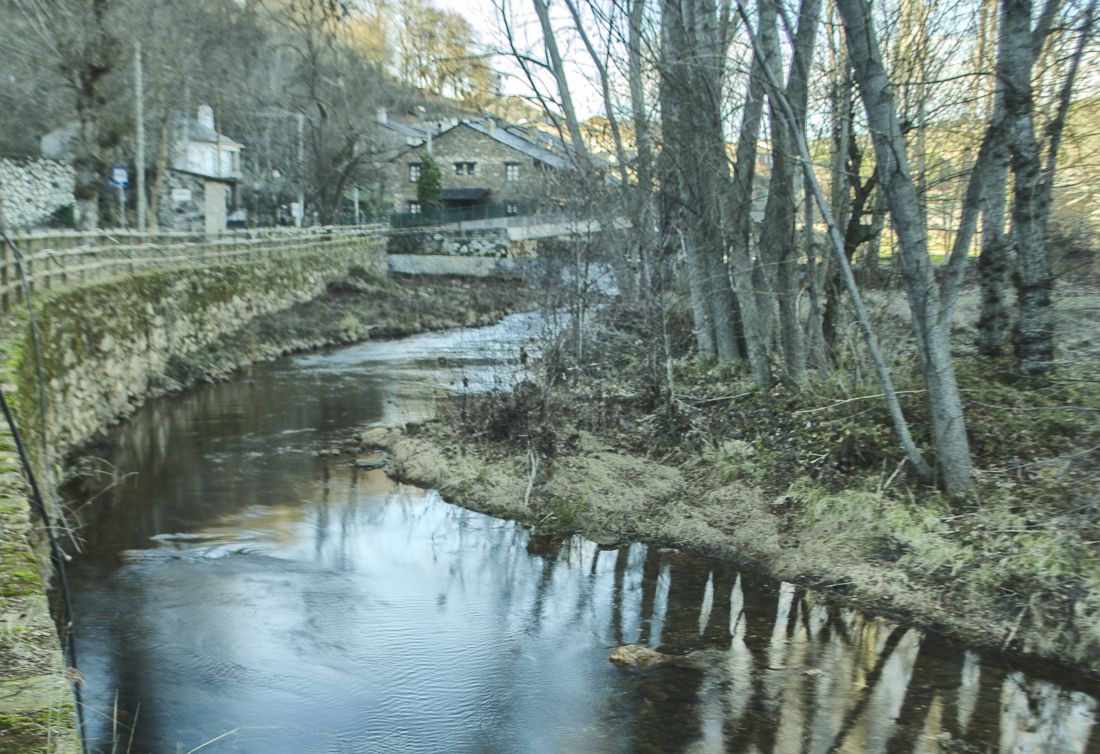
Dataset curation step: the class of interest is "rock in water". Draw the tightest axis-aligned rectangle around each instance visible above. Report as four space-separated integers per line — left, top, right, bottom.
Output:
609 645 675 668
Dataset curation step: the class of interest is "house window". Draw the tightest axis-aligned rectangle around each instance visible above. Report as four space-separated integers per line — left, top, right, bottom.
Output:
506 203 519 216
505 163 520 182
408 201 421 215
408 163 421 182
454 161 476 175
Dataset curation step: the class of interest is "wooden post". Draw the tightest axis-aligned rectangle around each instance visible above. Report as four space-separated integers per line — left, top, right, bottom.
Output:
1 239 9 313
25 252 33 301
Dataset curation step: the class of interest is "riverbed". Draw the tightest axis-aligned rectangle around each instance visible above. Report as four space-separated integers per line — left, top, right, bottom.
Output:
66 313 1099 753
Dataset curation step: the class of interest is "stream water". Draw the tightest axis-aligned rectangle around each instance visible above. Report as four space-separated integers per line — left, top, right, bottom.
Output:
67 313 1099 753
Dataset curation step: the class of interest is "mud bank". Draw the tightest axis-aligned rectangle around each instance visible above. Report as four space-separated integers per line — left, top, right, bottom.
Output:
363 416 1099 679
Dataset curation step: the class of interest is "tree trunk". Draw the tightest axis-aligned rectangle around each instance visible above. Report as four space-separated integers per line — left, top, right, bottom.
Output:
147 107 172 231
1003 0 1094 373
681 226 718 359
975 167 1011 355
662 0 742 364
802 182 829 371
1000 0 1054 375
658 4 716 360
836 0 973 493
73 80 107 231
976 48 1011 356
531 0 592 173
822 49 854 352
760 0 822 381
719 0 778 386
628 0 657 294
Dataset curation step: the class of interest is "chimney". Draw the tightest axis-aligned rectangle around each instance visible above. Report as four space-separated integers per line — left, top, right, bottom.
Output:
197 104 215 130
376 107 388 125
486 118 496 134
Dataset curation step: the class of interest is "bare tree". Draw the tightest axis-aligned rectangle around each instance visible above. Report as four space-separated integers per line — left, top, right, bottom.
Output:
14 0 127 229
1000 0 1095 375
734 0 936 483
834 0 974 492
759 0 823 381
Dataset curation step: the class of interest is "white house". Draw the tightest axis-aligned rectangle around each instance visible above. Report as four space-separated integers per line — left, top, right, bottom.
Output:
177 105 242 180
41 105 244 234
160 105 243 234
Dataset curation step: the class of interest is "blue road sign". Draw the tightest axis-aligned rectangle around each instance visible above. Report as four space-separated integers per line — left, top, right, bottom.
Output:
110 164 129 188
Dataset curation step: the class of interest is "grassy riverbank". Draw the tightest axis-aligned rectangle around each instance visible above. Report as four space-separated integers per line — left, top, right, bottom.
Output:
373 281 1100 676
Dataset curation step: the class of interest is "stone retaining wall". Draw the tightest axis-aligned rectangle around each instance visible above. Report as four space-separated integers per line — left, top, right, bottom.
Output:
386 228 512 257
388 253 534 278
15 238 385 454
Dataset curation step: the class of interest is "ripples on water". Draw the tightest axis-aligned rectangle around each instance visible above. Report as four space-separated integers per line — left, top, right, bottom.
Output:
66 314 1099 752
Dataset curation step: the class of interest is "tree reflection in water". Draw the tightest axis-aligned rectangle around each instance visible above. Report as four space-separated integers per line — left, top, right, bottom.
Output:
609 549 1098 754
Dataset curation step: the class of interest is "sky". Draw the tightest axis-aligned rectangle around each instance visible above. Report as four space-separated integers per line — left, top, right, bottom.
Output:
432 0 606 120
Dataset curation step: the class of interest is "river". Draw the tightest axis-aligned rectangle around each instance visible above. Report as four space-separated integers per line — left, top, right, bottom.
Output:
66 312 1099 753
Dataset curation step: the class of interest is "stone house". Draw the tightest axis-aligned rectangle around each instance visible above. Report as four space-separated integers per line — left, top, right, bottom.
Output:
158 105 243 235
40 105 242 234
366 108 454 212
390 119 573 217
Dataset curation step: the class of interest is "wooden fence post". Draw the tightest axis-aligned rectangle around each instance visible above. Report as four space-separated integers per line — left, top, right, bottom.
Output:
1 239 9 313
25 251 33 301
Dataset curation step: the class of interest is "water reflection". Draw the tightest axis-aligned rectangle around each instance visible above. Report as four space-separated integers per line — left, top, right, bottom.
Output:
1000 673 1097 753
65 314 1099 753
72 478 1100 753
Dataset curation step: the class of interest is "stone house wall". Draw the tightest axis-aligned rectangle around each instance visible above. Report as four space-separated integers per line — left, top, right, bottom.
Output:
158 169 232 234
391 124 562 212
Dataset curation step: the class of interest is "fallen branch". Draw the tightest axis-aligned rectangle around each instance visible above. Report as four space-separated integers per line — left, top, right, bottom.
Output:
791 390 926 415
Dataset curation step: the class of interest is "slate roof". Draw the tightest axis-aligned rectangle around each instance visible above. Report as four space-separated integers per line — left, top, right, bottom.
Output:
187 119 243 148
391 120 573 170
382 119 430 142
461 120 571 169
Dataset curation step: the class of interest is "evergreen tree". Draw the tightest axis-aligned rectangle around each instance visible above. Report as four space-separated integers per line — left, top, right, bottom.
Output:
416 153 442 211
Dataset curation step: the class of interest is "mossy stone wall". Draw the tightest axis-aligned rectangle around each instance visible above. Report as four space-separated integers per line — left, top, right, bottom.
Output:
12 237 385 457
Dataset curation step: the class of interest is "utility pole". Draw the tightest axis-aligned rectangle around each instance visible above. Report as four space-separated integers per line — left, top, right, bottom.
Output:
252 111 306 226
134 42 146 231
296 113 305 227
